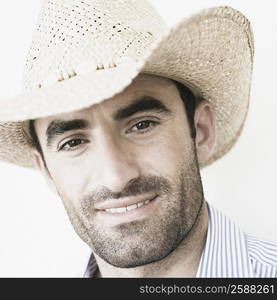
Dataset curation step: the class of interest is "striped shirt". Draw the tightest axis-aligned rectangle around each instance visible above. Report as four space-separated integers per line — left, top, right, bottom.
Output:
84 202 277 277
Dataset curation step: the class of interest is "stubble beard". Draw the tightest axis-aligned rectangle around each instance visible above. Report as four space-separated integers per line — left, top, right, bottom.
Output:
70 144 205 268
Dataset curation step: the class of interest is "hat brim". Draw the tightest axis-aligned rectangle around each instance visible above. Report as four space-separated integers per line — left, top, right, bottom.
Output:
0 6 254 168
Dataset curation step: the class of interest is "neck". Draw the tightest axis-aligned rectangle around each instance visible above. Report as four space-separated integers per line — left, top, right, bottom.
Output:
93 200 209 278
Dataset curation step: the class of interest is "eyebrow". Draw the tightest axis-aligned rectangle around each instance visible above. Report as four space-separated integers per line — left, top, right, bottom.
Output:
46 97 172 147
113 96 172 121
46 119 90 147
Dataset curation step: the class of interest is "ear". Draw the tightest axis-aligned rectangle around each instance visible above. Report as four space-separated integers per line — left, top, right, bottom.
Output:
194 100 215 164
32 148 58 195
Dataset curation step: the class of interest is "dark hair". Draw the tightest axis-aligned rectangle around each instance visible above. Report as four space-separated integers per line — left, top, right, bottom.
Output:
173 80 200 139
29 81 200 161
29 118 47 167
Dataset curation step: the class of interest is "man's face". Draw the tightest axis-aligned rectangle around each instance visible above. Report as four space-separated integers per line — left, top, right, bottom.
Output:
34 74 205 268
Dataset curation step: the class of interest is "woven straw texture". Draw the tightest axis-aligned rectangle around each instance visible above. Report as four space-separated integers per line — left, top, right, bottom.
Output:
0 0 254 169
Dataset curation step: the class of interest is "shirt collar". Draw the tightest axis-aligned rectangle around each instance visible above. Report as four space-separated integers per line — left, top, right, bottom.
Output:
196 202 254 277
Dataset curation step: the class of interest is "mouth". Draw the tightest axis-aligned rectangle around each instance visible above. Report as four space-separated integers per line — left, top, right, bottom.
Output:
103 198 153 213
95 195 158 225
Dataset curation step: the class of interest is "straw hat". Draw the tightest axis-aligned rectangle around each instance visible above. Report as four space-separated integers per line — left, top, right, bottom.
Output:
0 0 254 169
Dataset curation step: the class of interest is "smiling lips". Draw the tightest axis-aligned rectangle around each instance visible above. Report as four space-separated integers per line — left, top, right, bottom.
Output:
94 194 157 214
104 199 152 213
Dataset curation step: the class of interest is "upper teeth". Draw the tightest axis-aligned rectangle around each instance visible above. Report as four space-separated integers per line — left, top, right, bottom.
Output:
104 199 151 213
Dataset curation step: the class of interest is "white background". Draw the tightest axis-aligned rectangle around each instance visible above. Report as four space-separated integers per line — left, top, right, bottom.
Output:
0 0 276 277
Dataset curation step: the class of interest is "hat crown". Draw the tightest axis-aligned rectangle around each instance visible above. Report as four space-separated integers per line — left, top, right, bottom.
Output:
23 0 168 91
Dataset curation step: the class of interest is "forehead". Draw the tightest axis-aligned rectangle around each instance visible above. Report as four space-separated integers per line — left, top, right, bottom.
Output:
35 74 179 127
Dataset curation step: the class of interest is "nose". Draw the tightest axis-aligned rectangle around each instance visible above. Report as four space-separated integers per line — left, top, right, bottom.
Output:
93 133 141 193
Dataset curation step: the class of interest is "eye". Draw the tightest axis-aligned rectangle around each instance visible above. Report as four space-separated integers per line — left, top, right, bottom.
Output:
58 138 88 152
126 120 159 135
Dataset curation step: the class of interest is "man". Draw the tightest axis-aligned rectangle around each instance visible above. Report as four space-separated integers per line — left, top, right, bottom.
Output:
0 0 276 277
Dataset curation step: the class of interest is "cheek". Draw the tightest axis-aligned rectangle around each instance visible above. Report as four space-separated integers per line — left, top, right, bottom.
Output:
140 126 193 178
46 157 88 204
